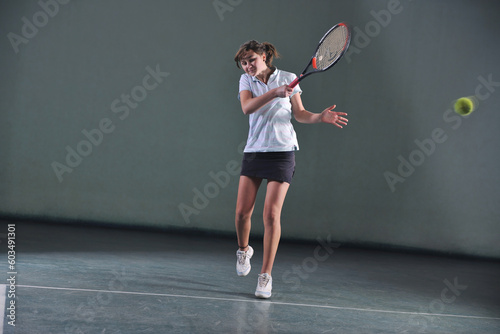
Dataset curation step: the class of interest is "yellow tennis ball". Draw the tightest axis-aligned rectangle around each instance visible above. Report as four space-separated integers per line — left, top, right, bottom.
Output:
454 97 474 116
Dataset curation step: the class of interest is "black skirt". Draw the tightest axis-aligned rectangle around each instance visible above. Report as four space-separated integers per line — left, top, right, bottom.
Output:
240 151 295 184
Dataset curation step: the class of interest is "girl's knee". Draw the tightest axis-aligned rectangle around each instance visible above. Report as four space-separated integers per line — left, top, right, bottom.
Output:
263 210 280 226
235 210 252 224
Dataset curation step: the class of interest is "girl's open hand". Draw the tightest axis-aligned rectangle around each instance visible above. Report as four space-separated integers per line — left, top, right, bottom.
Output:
320 104 348 128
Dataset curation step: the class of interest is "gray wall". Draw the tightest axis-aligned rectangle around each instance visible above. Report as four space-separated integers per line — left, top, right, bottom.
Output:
1 0 499 258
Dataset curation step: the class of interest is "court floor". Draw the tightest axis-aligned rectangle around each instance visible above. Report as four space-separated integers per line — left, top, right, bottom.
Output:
1 220 499 334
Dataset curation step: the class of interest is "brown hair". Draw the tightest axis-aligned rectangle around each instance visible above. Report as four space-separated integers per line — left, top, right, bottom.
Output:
234 40 280 69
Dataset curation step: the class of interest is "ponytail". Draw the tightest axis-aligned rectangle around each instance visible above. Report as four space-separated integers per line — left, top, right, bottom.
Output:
261 42 280 68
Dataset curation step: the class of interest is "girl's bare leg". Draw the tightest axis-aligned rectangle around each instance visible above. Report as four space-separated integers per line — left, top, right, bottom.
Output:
261 180 290 275
235 176 262 251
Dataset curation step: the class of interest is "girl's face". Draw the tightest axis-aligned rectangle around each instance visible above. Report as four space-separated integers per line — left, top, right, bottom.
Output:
240 50 267 77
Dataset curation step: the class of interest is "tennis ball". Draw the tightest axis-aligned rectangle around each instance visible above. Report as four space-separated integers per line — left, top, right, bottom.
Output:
454 97 475 116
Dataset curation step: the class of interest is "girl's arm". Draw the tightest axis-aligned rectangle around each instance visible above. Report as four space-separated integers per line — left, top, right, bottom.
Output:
240 85 293 115
291 93 348 128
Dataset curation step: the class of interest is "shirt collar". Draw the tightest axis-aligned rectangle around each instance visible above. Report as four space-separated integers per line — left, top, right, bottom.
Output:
251 67 279 83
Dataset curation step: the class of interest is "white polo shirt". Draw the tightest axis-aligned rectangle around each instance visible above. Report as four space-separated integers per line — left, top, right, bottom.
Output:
238 68 302 153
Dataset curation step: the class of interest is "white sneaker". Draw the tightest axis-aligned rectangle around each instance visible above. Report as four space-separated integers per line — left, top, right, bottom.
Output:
255 273 272 298
236 246 254 277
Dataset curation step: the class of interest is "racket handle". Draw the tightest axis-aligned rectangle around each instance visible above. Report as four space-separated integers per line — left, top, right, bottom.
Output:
289 76 300 88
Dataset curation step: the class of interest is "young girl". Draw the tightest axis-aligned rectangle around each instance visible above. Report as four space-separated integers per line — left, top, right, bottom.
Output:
233 40 348 298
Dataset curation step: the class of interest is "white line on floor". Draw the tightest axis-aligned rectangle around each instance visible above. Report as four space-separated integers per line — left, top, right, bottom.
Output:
17 284 500 322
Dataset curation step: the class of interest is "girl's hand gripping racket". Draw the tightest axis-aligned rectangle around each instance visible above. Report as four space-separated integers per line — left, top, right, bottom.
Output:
289 22 351 88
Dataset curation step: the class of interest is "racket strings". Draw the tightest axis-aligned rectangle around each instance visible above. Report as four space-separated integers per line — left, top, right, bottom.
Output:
315 26 349 70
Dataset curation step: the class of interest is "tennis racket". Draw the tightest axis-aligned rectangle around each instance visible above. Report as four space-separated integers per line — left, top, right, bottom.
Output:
289 22 351 88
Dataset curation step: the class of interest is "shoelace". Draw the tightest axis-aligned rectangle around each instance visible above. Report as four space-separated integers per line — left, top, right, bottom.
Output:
258 275 270 287
237 251 248 265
